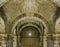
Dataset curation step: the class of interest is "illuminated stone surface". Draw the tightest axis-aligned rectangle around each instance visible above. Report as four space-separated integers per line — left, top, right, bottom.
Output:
0 0 60 47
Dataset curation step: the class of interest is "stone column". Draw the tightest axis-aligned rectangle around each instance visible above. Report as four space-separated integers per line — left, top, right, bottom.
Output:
13 29 17 47
1 34 7 47
43 29 47 47
54 37 59 47
13 36 17 47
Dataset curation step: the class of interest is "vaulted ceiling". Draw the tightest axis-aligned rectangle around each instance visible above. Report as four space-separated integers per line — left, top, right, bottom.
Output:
0 0 59 23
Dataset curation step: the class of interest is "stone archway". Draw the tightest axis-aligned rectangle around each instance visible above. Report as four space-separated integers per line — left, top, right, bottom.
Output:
11 14 49 47
54 17 60 47
0 17 5 33
0 16 6 47
20 26 40 47
55 17 60 33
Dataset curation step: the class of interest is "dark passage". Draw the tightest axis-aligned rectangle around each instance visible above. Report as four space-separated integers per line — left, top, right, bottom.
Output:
20 26 40 47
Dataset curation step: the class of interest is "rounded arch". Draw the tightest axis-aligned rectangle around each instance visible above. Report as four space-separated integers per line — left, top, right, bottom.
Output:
20 26 40 37
0 16 5 33
51 7 60 33
11 14 49 47
12 17 49 35
11 14 49 33
55 17 60 33
0 7 8 33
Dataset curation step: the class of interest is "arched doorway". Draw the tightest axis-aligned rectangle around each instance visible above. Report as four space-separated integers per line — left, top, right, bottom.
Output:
12 15 49 47
54 17 60 47
20 26 40 47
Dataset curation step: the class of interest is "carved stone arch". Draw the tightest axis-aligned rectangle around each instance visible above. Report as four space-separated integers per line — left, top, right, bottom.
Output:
0 16 5 33
55 17 60 33
54 8 60 32
12 13 26 25
0 7 8 33
11 13 49 33
54 14 60 47
50 7 60 34
49 7 60 45
0 7 8 34
11 13 49 47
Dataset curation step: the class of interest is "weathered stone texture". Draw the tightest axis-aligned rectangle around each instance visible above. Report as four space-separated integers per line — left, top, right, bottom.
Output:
0 0 60 47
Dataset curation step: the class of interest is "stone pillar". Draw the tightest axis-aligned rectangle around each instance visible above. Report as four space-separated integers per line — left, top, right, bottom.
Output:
13 29 17 47
54 37 59 47
53 34 60 47
43 29 47 47
43 36 47 47
13 36 17 47
6 34 13 47
1 34 7 47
